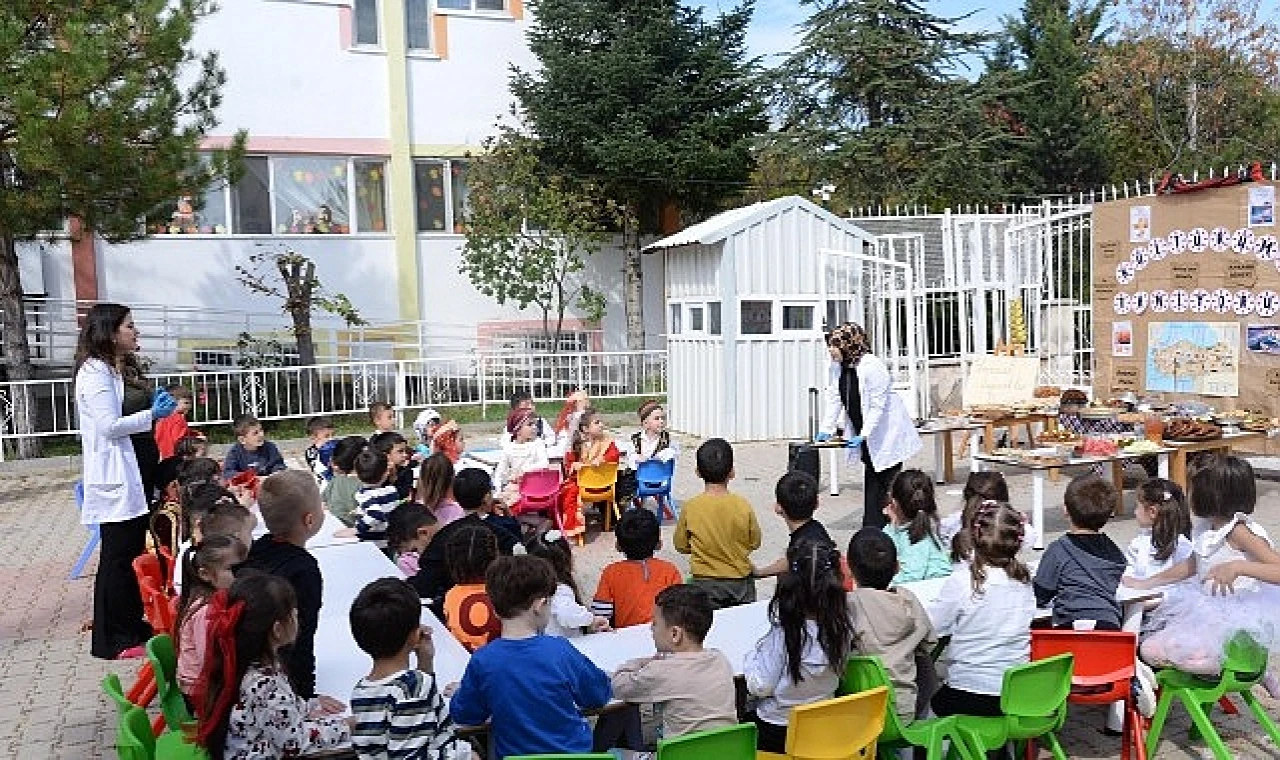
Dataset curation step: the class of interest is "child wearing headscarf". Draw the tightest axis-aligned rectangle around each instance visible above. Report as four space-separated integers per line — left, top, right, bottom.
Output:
495 408 552 506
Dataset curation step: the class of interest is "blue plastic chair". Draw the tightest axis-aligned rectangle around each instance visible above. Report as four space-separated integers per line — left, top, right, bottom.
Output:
70 480 101 579
633 458 679 523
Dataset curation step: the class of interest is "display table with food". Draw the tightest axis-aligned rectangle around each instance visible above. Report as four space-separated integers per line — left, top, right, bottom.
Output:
1160 426 1267 490
974 437 1172 549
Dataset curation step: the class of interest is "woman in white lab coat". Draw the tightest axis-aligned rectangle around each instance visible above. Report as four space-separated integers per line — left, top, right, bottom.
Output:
817 323 921 529
75 303 177 659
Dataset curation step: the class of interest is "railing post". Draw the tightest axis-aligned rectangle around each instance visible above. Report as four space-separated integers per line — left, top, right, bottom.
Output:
394 361 408 429
478 354 488 420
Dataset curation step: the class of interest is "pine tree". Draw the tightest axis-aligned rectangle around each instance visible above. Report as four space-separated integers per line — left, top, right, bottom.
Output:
511 0 766 351
0 0 242 457
770 0 1016 208
994 0 1109 195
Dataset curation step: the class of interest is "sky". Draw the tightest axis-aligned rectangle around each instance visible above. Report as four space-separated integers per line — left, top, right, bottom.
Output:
689 0 1280 71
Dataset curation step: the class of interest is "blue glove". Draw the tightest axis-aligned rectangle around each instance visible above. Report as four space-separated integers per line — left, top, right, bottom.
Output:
814 432 831 443
151 389 178 419
414 443 432 457
844 435 865 449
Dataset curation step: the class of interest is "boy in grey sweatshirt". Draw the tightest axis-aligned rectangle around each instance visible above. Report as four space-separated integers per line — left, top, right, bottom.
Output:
846 528 938 721
1034 474 1127 630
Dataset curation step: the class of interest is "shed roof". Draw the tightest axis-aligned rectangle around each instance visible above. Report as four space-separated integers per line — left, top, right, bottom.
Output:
642 195 874 253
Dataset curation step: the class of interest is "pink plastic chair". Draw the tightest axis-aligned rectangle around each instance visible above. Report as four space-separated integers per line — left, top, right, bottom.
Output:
514 469 564 531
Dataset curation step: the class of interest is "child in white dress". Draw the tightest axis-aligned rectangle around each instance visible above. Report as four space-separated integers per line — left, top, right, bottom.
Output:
525 530 610 637
1127 457 1280 677
495 409 551 506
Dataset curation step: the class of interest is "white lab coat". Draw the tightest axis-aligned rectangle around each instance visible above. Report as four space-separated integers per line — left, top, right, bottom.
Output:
75 358 155 525
820 354 921 473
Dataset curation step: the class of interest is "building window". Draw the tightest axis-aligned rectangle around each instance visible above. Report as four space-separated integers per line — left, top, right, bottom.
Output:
354 160 388 233
825 300 850 333
232 157 272 234
741 300 773 335
438 0 505 11
669 304 682 335
353 0 380 46
783 304 815 331
273 157 351 234
414 159 470 234
708 302 722 335
689 306 704 332
406 0 431 50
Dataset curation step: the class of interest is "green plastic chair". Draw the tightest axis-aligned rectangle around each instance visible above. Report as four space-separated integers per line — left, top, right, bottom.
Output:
105 674 208 760
116 705 155 760
656 722 757 759
840 656 977 760
146 634 193 732
1146 632 1280 760
951 653 1074 760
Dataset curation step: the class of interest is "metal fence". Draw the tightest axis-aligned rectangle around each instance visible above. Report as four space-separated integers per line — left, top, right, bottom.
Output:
0 350 667 460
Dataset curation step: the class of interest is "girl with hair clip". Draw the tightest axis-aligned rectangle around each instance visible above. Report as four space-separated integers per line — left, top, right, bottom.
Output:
525 530 611 637
1126 457 1280 684
557 407 620 542
744 539 853 753
176 535 248 701
930 502 1036 724
940 472 1009 553
194 572 349 760
1123 478 1192 583
882 469 950 583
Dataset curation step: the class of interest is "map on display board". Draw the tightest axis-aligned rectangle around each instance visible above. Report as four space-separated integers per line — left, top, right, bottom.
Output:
1145 322 1240 396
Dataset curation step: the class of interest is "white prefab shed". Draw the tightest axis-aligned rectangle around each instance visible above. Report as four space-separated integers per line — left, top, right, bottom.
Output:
646 195 913 442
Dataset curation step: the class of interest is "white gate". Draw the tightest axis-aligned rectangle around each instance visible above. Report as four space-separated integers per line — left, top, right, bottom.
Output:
819 239 929 418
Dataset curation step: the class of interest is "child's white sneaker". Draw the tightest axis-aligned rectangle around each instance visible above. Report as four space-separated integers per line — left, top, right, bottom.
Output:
1135 661 1158 718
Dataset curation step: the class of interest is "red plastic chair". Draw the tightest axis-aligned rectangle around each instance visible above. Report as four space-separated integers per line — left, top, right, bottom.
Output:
514 469 564 532
133 554 176 635
1030 629 1147 760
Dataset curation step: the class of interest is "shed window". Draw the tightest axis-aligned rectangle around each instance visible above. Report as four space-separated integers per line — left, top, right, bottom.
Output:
689 306 704 332
670 304 682 335
783 305 815 331
741 300 773 335
708 302 722 335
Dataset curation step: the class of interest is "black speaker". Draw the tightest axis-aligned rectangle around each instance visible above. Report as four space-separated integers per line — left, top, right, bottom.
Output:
788 442 820 482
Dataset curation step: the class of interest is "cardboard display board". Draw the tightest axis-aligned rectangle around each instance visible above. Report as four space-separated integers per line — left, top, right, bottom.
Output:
962 355 1041 407
1092 182 1280 414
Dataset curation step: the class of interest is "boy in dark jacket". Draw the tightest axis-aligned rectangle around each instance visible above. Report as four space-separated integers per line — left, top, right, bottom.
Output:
1034 474 1126 630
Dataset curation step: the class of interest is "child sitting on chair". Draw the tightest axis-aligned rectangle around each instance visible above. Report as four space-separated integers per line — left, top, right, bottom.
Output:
557 407 619 543
495 408 551 506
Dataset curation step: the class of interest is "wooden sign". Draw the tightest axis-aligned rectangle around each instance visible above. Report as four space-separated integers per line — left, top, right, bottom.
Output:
1097 240 1122 261
1268 369 1280 392
1114 363 1141 392
1227 261 1258 288
962 355 1041 407
1172 263 1199 286
1095 282 1118 300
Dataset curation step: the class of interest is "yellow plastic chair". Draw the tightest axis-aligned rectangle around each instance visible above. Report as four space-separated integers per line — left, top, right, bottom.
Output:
577 461 620 533
759 686 889 760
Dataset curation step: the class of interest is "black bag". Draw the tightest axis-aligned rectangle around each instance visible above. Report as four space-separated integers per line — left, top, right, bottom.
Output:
787 387 822 482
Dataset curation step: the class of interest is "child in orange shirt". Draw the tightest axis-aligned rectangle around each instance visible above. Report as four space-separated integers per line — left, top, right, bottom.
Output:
441 524 502 652
593 509 682 628
559 407 619 541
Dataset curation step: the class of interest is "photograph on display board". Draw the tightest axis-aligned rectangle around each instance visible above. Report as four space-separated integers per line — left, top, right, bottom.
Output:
1250 185 1275 227
1247 325 1280 354
1130 205 1152 242
1145 322 1240 397
1112 321 1133 357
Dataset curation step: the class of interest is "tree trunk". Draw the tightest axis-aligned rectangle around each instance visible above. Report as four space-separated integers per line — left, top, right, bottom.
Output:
622 207 645 351
0 230 42 459
281 257 320 415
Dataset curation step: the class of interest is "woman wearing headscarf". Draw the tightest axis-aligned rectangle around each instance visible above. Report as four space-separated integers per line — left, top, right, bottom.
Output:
74 303 178 658
818 323 921 529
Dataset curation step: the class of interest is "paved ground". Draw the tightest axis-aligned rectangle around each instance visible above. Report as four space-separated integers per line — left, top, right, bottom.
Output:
4 424 1280 758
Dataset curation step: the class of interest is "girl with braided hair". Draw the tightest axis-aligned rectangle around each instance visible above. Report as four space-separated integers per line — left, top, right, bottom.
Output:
744 538 853 752
194 572 349 759
441 525 501 652
929 501 1035 722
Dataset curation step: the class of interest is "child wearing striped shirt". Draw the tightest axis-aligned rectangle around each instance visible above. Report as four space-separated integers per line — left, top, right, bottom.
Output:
349 578 474 760
354 448 403 546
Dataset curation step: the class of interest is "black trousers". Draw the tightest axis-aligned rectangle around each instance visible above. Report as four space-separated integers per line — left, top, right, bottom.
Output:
91 513 152 659
861 446 901 530
932 685 1010 760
